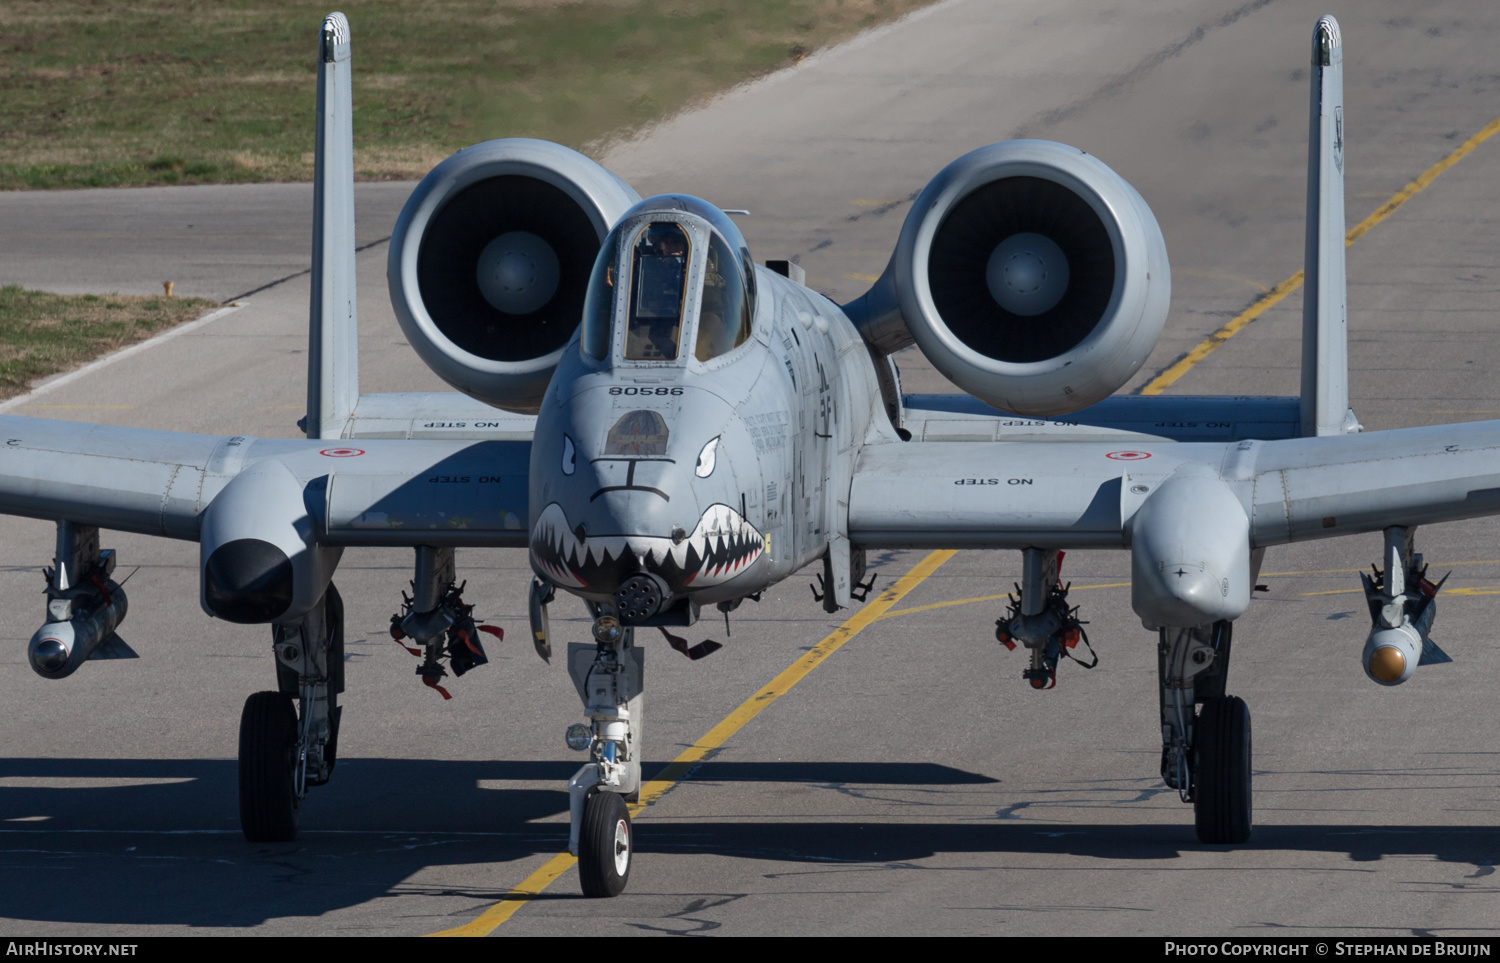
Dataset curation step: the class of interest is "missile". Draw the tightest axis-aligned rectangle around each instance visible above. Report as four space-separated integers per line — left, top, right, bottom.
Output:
28 579 130 680
1359 527 1450 687
1360 603 1437 687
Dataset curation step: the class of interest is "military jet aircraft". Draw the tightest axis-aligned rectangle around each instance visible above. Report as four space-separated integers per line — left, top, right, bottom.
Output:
4 13 1492 898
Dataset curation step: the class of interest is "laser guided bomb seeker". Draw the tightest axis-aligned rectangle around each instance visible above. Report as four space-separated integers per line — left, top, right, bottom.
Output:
3 14 1495 896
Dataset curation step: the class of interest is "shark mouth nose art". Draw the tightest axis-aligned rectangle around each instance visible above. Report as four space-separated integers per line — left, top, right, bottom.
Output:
530 502 765 592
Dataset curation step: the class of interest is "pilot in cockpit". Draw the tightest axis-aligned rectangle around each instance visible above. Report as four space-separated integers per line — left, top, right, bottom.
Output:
580 198 755 367
625 223 690 361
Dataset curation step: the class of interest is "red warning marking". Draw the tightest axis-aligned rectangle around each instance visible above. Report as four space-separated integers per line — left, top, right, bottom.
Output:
1105 450 1152 461
320 447 365 457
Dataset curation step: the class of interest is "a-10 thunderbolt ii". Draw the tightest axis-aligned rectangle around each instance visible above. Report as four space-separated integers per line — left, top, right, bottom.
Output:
3 12 1491 898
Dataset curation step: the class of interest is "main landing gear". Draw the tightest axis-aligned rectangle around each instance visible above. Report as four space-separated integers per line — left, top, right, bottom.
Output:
239 583 344 842
1158 620 1251 844
238 546 500 842
995 549 1252 844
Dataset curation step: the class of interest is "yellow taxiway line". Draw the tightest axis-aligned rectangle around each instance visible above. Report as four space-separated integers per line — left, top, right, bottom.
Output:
427 548 956 937
1141 113 1500 395
875 581 1132 620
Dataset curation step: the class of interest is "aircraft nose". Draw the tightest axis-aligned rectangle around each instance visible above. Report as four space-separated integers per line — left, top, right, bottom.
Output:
529 384 767 609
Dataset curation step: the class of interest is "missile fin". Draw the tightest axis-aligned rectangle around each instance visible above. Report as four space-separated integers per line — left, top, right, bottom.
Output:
89 633 138 661
1418 636 1452 666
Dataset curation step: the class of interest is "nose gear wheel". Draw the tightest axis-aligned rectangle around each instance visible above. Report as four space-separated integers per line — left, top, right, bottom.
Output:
579 790 632 897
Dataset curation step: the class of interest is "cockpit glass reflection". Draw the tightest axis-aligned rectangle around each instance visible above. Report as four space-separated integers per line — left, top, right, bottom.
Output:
695 233 751 362
625 223 690 361
580 237 615 361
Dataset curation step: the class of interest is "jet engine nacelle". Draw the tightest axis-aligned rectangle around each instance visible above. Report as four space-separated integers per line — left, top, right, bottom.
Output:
388 139 641 414
199 461 341 624
850 140 1170 417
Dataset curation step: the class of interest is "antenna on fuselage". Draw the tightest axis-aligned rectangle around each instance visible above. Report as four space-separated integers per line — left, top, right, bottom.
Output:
306 12 359 440
1300 15 1359 437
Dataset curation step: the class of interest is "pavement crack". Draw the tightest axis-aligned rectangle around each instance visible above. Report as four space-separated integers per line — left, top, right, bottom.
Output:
224 235 390 303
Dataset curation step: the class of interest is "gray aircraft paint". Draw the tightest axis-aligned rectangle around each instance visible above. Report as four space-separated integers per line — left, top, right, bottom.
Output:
306 12 358 441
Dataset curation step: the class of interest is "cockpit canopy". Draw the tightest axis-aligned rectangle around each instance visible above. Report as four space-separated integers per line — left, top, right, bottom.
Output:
581 195 756 366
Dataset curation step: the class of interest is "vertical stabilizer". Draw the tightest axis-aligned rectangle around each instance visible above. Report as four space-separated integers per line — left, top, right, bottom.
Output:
1300 16 1357 437
307 13 358 440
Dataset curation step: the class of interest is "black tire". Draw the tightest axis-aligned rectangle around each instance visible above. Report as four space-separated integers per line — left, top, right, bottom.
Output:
239 690 299 843
1194 694 1252 844
578 791 632 898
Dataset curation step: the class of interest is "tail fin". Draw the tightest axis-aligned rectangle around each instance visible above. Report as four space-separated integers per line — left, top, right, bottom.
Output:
1300 16 1358 437
306 12 358 440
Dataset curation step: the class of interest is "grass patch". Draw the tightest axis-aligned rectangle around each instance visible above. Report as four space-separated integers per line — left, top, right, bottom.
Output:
0 0 935 190
0 287 217 398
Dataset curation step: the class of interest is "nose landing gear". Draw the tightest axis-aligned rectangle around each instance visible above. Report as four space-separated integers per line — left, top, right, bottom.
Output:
564 616 644 896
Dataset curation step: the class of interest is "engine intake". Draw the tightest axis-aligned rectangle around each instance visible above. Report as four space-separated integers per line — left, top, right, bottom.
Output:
389 139 640 413
847 140 1170 417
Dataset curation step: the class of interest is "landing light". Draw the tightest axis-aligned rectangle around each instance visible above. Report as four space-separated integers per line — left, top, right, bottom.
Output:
565 723 593 752
592 615 623 644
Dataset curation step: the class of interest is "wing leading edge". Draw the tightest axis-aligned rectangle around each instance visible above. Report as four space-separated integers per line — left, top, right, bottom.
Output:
0 416 530 547
848 420 1500 551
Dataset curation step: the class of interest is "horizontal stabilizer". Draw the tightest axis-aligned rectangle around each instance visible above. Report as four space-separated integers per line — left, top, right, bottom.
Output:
1418 636 1452 666
89 633 139 661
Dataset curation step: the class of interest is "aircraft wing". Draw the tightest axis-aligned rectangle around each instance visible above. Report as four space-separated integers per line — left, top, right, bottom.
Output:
847 420 1500 551
1247 419 1500 546
0 415 530 547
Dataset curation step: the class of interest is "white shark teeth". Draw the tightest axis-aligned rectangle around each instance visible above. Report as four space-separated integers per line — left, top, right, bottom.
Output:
530 501 765 588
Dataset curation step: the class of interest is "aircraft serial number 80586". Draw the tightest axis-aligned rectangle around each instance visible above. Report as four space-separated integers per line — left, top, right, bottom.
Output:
3 12 1490 897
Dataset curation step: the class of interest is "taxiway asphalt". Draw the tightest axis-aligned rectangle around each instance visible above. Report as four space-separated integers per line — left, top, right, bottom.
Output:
2 0 1500 937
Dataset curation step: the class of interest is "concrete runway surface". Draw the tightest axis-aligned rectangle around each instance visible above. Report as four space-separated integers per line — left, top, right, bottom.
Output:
3 0 1500 937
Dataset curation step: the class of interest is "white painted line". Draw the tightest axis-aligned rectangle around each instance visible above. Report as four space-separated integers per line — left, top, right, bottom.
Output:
0 303 241 413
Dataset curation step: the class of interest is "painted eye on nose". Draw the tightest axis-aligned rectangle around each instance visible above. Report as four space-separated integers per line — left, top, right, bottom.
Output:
695 435 720 478
562 434 576 476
